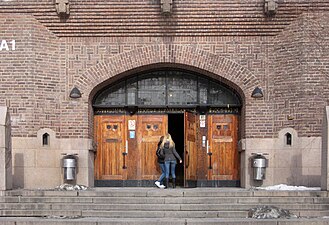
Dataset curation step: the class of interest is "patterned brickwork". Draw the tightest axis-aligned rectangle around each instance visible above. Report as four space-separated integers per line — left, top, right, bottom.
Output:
0 0 328 37
0 1 328 139
273 12 329 137
0 14 61 137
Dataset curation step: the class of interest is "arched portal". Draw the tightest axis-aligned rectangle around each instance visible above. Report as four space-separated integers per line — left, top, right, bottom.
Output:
93 68 242 187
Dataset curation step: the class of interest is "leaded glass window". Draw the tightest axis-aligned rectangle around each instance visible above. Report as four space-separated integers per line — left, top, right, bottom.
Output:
138 73 166 106
167 72 197 105
93 69 241 108
94 82 125 106
198 77 208 105
127 77 137 105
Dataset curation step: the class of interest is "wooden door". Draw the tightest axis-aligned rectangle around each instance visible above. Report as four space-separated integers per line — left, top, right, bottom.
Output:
94 115 127 180
184 111 198 187
207 115 239 181
137 115 167 180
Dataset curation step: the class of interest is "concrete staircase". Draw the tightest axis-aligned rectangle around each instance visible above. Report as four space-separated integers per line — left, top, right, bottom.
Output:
1 188 329 224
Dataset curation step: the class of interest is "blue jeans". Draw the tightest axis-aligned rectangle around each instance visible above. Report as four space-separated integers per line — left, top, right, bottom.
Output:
165 161 177 179
158 163 166 184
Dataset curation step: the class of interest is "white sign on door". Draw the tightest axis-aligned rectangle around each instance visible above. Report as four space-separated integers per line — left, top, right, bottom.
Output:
128 120 136 130
200 115 206 128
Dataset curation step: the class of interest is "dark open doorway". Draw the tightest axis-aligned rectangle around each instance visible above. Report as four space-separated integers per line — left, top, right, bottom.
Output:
168 113 184 187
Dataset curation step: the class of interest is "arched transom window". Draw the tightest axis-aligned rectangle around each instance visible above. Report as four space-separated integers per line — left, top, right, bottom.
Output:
93 70 241 108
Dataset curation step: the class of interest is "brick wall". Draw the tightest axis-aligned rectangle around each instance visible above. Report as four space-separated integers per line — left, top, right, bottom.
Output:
273 12 329 137
0 14 61 137
0 1 328 139
1 0 327 37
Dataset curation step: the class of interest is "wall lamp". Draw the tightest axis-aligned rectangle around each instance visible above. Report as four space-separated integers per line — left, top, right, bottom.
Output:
196 105 209 115
251 87 264 98
69 87 82 99
125 105 138 115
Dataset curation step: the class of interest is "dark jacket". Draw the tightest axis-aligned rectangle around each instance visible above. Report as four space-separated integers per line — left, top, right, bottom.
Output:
156 146 165 164
161 142 182 162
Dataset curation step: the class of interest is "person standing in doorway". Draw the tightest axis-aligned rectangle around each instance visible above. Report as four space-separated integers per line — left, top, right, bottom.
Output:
160 133 182 188
155 136 166 189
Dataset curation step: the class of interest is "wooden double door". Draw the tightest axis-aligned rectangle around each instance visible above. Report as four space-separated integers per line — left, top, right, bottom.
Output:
94 112 239 187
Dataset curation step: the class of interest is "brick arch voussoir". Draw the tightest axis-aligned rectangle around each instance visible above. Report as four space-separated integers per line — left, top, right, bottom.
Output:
76 45 260 98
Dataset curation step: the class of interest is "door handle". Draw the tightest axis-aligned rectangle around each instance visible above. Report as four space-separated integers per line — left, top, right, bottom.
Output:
206 140 209 154
206 140 212 169
122 152 127 169
125 140 128 155
122 140 128 169
185 151 190 168
207 152 213 169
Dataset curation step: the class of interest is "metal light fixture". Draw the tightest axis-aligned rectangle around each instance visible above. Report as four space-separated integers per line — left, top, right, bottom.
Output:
69 87 82 98
251 87 264 98
196 105 209 115
125 105 138 115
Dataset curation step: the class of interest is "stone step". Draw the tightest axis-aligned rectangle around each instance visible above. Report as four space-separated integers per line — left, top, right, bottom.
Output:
1 217 329 225
1 207 329 218
0 209 247 218
2 196 328 204
1 188 328 220
0 209 82 217
3 188 327 198
1 203 328 211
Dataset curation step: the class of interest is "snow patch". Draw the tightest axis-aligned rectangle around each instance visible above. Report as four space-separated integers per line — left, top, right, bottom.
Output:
55 183 89 191
255 184 321 191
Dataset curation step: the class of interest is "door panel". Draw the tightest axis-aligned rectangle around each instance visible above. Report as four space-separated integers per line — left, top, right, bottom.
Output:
184 111 198 187
207 115 239 180
137 115 168 180
94 115 127 180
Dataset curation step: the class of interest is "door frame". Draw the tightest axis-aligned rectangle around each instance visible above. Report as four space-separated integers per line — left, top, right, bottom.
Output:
184 111 198 187
93 109 240 187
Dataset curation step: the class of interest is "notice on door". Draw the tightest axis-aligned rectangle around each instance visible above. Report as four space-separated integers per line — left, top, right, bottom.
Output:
200 115 206 128
128 120 136 130
129 131 135 139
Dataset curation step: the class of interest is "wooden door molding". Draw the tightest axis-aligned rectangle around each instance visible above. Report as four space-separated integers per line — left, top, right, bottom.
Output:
94 115 127 180
137 115 168 180
207 114 239 181
184 111 198 187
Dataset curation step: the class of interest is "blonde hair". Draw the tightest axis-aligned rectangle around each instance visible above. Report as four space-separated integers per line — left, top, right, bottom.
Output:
160 133 175 148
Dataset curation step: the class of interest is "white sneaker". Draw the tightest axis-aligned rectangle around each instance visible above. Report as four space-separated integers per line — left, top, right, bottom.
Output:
159 184 166 189
155 181 161 188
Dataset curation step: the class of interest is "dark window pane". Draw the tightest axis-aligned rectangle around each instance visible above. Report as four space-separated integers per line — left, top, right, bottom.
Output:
42 133 49 146
198 77 208 104
208 81 240 106
127 77 137 105
94 82 125 106
93 69 241 108
138 73 166 106
286 133 292 146
167 72 197 105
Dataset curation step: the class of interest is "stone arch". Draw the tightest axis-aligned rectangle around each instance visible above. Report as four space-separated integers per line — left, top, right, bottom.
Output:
74 44 261 100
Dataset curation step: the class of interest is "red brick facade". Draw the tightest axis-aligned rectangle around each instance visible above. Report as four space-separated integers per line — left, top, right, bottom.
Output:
0 0 328 139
